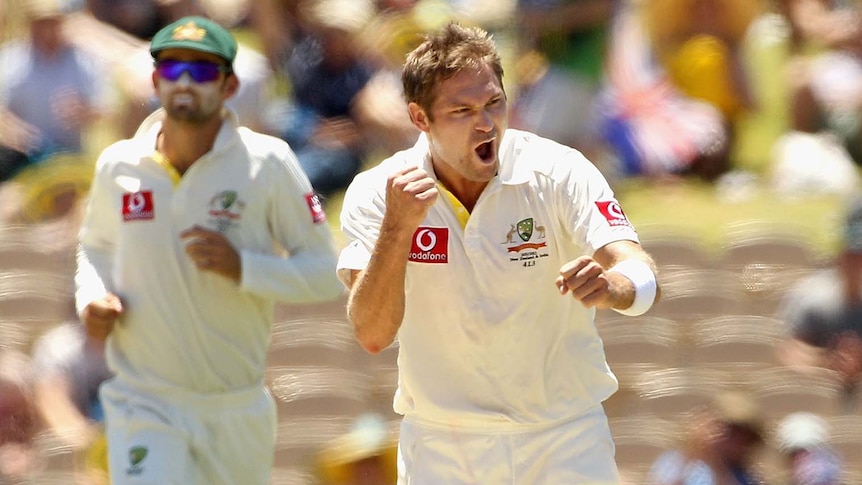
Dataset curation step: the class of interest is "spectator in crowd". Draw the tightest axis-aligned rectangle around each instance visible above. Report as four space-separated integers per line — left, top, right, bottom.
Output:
598 0 758 182
315 413 397 485
779 0 862 165
777 197 862 411
0 0 111 182
511 0 615 156
646 0 760 180
268 0 378 196
646 0 758 122
0 350 40 481
776 412 843 485
762 0 862 199
83 0 199 40
253 0 424 167
648 389 766 485
353 0 434 156
246 0 301 71
30 321 113 482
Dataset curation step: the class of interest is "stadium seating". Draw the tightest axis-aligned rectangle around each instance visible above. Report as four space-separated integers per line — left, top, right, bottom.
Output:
687 314 786 367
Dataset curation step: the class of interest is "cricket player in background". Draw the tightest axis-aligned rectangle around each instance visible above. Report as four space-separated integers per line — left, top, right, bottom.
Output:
75 16 343 485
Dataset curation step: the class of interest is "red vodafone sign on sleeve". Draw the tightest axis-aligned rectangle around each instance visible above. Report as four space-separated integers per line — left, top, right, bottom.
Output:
595 201 632 227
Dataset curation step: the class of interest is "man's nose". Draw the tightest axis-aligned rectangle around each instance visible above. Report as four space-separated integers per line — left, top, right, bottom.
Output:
175 71 193 87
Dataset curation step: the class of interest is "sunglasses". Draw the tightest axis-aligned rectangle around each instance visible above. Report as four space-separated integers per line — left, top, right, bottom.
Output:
155 60 231 83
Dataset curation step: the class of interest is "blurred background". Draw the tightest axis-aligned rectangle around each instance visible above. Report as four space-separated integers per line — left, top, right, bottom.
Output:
2 0 862 483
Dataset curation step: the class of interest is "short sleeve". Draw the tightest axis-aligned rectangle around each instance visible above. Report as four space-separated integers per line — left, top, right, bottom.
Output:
336 169 386 286
553 152 639 255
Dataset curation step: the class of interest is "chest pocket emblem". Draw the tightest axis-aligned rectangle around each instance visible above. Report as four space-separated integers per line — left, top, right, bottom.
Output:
503 218 549 265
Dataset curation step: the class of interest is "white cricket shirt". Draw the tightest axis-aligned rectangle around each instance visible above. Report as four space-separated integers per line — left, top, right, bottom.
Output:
76 109 342 394
338 130 639 430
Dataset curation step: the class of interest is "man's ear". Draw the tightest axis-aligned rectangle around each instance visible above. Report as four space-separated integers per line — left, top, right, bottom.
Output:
408 102 431 133
224 74 240 100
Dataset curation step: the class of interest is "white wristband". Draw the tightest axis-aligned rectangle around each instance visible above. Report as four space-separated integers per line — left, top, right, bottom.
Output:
607 259 657 316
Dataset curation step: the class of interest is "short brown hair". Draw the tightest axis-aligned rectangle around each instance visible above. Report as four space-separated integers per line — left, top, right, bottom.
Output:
402 22 504 116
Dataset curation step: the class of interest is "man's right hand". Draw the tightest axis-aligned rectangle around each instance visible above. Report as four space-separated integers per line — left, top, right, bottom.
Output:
384 166 438 232
81 294 123 342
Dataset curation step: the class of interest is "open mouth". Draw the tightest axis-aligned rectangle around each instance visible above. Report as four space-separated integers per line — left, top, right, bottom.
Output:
475 140 495 162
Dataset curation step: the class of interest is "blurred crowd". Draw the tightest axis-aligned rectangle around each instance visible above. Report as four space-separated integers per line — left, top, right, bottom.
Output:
5 0 862 213
3 0 862 483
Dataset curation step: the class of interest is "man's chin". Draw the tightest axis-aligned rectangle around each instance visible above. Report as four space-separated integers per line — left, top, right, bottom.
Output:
472 160 498 181
165 108 206 124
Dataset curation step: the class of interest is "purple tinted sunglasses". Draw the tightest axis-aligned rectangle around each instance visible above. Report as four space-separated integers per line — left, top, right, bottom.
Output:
155 60 231 83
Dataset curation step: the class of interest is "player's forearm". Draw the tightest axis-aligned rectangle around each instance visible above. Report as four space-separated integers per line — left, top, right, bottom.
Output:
74 243 113 317
595 241 661 315
603 271 636 310
347 224 414 354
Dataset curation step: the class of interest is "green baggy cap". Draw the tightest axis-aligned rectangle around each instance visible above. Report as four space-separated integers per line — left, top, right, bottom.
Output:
150 16 237 65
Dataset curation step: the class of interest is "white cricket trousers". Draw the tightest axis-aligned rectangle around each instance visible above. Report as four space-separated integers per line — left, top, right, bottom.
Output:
397 405 620 485
100 378 277 485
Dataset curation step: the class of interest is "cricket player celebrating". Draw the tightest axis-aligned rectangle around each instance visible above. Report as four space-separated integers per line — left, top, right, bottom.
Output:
337 22 661 484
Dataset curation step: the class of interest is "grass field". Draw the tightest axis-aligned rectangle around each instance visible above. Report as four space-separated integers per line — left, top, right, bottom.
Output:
616 178 845 259
323 174 846 261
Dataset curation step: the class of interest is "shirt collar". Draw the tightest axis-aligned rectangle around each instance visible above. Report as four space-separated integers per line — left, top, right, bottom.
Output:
136 107 240 154
497 129 532 185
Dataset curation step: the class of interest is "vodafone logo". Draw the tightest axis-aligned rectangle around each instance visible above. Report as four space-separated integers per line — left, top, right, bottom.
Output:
122 191 155 221
415 229 438 251
304 192 326 224
409 227 448 263
595 200 631 227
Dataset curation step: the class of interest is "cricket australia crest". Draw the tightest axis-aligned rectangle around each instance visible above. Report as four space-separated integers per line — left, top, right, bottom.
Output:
502 217 549 267
208 190 245 232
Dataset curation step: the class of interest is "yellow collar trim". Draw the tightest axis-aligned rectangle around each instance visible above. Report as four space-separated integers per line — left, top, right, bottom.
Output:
152 151 182 187
436 182 470 229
